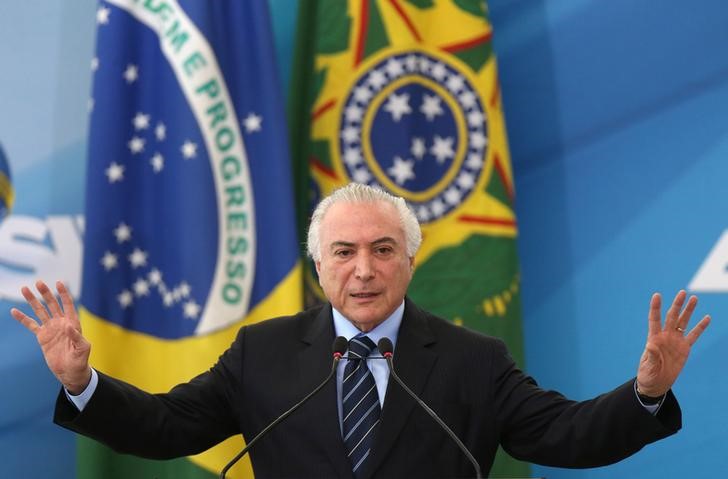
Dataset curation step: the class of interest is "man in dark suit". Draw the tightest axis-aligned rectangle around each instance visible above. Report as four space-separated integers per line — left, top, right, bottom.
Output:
12 183 711 478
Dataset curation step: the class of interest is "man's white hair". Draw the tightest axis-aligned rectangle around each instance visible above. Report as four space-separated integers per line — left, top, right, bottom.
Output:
306 183 422 262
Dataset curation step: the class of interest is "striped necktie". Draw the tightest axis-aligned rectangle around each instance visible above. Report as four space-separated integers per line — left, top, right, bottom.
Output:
342 335 381 477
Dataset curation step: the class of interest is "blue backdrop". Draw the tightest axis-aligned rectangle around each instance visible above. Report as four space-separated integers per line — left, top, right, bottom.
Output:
1 1 726 477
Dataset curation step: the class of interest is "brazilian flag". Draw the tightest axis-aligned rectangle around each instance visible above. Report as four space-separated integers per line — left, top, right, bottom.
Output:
289 1 527 476
81 1 301 477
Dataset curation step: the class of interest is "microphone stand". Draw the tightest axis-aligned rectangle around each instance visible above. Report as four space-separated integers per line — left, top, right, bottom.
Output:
220 337 348 479
379 338 483 479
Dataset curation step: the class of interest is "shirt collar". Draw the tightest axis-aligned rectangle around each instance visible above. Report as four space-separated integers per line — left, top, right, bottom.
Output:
332 300 404 351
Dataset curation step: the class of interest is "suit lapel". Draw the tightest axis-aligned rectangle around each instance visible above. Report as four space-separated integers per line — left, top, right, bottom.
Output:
363 299 437 478
297 305 354 479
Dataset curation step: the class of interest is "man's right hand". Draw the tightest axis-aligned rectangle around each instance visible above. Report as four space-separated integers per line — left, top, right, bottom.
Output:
11 280 92 394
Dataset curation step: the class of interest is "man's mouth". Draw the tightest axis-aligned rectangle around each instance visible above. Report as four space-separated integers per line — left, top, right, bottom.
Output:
350 292 379 298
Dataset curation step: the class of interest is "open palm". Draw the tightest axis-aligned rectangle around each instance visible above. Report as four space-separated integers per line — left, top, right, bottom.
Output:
11 280 91 394
636 291 710 397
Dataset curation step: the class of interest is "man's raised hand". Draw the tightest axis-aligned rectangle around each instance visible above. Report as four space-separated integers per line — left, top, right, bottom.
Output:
11 280 91 394
636 290 710 398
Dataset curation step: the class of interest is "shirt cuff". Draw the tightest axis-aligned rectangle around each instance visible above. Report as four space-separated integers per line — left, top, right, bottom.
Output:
633 380 665 415
64 368 99 411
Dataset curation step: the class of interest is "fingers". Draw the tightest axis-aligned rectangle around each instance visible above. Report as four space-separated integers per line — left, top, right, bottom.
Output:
20 285 51 324
686 314 711 346
36 280 64 319
15 280 75 331
647 293 662 337
57 281 78 324
64 319 85 344
10 307 40 334
676 295 698 331
664 290 687 330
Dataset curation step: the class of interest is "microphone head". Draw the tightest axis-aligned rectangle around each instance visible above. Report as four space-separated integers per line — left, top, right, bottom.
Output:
377 337 394 357
332 336 348 358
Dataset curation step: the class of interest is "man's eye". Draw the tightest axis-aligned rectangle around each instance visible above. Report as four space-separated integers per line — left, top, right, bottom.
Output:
376 247 393 255
335 250 353 257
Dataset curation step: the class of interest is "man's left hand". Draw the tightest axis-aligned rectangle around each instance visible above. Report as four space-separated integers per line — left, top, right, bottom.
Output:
636 290 711 398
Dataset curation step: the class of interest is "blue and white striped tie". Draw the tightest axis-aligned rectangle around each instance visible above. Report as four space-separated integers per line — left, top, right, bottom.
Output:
342 335 381 477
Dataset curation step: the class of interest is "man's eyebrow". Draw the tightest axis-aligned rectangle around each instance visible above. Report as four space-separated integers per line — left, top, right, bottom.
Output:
327 237 398 249
371 237 397 245
329 241 355 250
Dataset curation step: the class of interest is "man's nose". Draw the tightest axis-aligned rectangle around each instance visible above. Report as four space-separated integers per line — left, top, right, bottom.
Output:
354 252 375 280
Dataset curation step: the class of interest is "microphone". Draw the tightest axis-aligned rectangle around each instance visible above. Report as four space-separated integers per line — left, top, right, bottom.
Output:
219 336 349 479
377 337 482 479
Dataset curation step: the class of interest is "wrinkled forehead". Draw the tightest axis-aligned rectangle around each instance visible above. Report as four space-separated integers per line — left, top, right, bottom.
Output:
320 201 404 241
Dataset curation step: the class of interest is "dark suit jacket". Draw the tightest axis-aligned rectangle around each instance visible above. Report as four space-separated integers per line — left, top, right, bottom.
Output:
55 298 681 478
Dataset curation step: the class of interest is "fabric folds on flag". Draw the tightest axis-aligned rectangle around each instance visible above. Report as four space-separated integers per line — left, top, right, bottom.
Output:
0 143 13 221
289 1 528 476
82 1 301 478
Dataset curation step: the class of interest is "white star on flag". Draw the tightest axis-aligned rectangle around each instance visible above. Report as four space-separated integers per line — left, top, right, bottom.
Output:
133 278 150 297
114 222 132 243
388 156 415 185
155 122 166 140
456 171 476 189
105 162 125 183
411 137 426 160
417 205 431 222
128 136 145 154
417 56 431 74
242 113 262 133
100 252 118 271
459 91 477 109
340 126 360 144
163 292 174 307
148 269 162 285
343 147 363 167
133 112 151 130
404 55 418 72
431 199 446 216
431 63 447 81
420 95 444 121
91 57 99 72
118 290 133 308
468 110 485 128
466 152 484 169
183 300 201 319
150 153 164 172
123 64 139 84
345 105 364 123
470 131 488 149
178 281 191 297
385 58 405 78
353 86 373 103
96 6 111 25
181 140 198 159
446 74 465 93
430 135 455 164
352 168 372 183
383 92 412 122
444 186 463 205
368 69 387 90
128 248 148 268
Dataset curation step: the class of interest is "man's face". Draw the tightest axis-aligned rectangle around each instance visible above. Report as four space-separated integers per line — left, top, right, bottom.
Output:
315 201 414 332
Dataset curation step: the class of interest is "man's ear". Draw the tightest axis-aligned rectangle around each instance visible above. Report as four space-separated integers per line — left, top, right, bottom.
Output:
315 261 322 276
409 256 415 272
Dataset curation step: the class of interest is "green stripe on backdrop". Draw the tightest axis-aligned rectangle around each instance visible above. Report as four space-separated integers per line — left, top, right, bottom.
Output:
77 437 217 479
